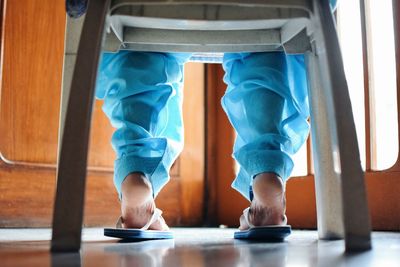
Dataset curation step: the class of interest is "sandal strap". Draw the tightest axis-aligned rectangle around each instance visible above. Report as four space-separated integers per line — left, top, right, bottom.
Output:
141 208 162 230
116 208 163 230
243 207 254 228
116 216 123 228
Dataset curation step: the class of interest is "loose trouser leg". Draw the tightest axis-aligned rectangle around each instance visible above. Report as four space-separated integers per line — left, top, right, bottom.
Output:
221 52 310 201
96 51 191 197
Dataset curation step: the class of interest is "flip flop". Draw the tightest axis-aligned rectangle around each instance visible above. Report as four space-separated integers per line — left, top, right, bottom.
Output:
234 207 291 241
104 208 173 240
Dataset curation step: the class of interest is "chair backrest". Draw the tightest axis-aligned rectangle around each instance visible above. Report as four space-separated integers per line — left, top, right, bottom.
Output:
104 0 315 60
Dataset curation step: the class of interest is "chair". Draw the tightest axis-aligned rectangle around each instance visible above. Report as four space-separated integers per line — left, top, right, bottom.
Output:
51 0 371 252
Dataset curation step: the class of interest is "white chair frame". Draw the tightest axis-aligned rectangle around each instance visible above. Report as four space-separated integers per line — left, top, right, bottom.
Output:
51 0 371 252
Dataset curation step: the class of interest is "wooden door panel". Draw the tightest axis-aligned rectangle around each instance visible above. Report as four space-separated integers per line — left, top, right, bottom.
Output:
0 0 204 227
180 62 205 225
206 64 400 230
0 0 65 165
0 0 190 172
0 160 183 227
0 0 117 170
87 101 115 170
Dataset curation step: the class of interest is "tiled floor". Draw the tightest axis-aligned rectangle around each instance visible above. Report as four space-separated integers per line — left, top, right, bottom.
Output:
1 228 399 267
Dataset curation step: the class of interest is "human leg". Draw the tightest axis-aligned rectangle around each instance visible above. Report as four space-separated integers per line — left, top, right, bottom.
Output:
97 51 191 229
222 52 310 228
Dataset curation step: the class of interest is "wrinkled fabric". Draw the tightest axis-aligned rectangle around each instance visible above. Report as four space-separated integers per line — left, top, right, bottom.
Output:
96 51 310 201
96 51 192 197
96 0 340 201
222 52 309 200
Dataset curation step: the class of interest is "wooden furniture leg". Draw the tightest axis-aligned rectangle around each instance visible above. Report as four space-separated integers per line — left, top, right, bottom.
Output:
309 0 372 251
51 0 110 252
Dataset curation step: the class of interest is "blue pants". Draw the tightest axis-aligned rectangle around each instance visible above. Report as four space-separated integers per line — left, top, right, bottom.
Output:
96 51 310 201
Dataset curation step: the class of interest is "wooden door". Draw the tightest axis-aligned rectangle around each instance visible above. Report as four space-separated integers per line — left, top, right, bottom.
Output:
0 0 205 227
205 0 400 229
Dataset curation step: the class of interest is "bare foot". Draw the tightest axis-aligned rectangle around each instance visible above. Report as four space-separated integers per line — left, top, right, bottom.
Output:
120 172 169 230
239 172 286 230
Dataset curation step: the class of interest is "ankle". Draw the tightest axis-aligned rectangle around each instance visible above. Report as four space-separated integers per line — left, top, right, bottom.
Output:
121 172 152 204
252 172 285 206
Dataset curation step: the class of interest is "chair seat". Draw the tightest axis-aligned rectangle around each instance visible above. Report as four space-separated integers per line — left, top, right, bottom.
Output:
104 1 312 54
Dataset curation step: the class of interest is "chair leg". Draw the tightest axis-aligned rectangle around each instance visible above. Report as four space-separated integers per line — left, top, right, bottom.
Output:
58 15 85 139
305 51 344 241
309 0 371 251
51 0 110 252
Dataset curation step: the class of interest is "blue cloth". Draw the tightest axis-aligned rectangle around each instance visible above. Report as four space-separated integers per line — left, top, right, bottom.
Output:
95 0 340 199
222 53 309 200
96 51 310 200
96 52 192 197
95 0 339 200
